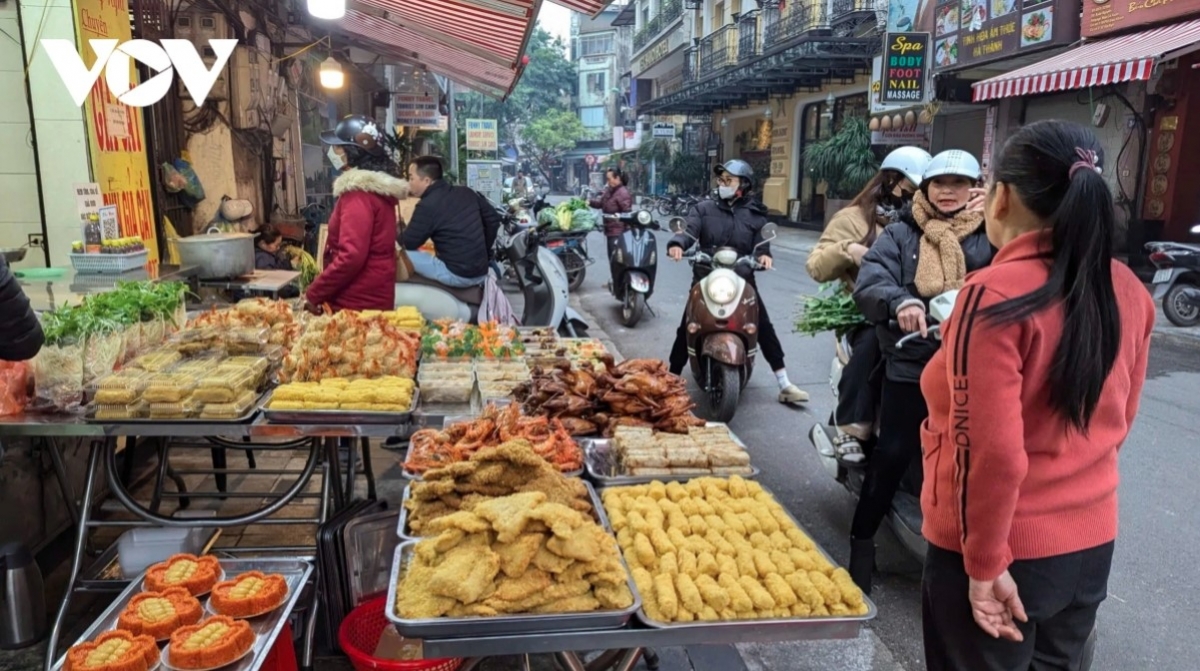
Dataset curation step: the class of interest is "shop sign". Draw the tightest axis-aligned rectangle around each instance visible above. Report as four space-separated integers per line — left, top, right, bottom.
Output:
637 40 671 73
465 119 498 152
981 105 996 179
466 161 504 205
1083 0 1200 36
394 93 443 130
880 33 930 103
652 122 676 138
926 0 1078 72
770 123 790 177
872 128 930 145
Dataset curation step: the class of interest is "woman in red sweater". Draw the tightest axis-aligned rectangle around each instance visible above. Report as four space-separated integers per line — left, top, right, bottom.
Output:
919 120 1155 669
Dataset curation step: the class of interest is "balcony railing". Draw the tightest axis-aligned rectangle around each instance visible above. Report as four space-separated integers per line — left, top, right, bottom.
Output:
633 0 684 51
699 23 737 76
737 10 761 62
764 3 819 47
683 45 699 84
831 0 875 19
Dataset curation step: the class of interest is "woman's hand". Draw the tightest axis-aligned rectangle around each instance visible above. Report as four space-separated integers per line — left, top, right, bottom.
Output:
848 242 869 265
757 255 773 270
967 187 987 213
897 304 928 336
668 247 683 261
969 572 1028 642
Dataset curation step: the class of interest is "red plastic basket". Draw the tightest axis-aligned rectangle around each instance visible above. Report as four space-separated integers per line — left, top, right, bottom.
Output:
338 597 462 671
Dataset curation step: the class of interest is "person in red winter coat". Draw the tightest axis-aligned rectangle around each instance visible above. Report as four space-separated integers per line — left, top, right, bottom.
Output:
304 115 407 313
589 167 633 260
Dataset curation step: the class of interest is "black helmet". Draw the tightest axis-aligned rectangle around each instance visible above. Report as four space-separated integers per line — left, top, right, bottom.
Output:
714 159 754 180
320 114 386 157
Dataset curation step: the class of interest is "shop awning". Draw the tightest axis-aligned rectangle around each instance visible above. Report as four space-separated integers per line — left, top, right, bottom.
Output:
548 0 617 17
972 19 1200 102
353 0 535 66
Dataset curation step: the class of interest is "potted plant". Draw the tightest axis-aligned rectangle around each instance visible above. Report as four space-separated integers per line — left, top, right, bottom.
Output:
802 117 880 226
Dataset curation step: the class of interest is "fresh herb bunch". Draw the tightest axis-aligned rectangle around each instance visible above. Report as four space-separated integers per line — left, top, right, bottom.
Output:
40 281 186 346
794 282 867 338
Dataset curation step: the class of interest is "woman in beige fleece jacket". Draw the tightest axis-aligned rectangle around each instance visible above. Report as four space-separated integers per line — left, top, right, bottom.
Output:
806 146 932 465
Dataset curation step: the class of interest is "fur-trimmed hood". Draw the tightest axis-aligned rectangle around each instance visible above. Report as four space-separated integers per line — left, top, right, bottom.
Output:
333 169 408 200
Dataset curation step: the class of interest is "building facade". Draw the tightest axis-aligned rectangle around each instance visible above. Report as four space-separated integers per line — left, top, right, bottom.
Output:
567 4 633 191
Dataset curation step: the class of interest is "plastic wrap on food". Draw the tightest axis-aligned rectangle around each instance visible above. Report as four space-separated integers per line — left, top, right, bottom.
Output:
226 326 271 354
194 367 257 402
91 370 149 405
92 401 147 420
418 380 474 404
142 374 199 403
32 341 85 411
128 348 182 372
148 395 201 419
199 390 258 419
83 330 124 384
474 358 528 383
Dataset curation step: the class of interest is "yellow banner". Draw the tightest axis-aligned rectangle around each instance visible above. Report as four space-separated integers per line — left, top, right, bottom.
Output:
74 0 160 271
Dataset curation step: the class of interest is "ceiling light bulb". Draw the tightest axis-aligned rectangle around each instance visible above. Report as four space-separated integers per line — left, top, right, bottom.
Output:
763 107 772 118
307 0 345 20
720 116 728 128
319 57 344 89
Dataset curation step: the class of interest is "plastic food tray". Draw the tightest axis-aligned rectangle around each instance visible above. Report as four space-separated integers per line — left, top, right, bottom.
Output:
49 558 313 671
399 413 582 481
386 525 640 638
397 478 606 540
261 387 419 424
69 250 149 274
84 391 265 424
583 439 760 486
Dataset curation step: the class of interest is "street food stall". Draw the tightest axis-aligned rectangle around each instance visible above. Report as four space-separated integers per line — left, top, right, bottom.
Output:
0 292 875 671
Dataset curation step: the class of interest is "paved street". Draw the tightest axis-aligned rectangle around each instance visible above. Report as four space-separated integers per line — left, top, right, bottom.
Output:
563 214 1200 671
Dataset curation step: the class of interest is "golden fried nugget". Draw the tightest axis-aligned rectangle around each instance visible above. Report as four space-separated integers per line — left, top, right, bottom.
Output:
654 573 679 620
633 533 656 567
622 546 642 571
735 550 759 579
628 510 650 536
699 606 720 621
665 481 688 502
694 574 729 611
704 514 727 534
648 481 667 500
745 480 764 495
785 528 815 551
678 498 699 516
808 570 841 607
493 569 553 602
763 573 798 607
829 603 851 616
717 554 740 578
675 573 704 613
723 530 750 553
788 548 818 572
546 524 607 561
666 526 689 549
494 533 545 578
739 512 762 535
813 603 830 616
678 550 698 578
748 532 772 549
472 491 547 543
791 603 812 617
786 572 823 610
684 480 705 499
830 568 865 609
752 550 779 577
631 567 655 598
753 509 781 535
687 515 708 535
616 527 633 549
666 512 691 536
645 510 666 534
595 584 634 610
727 475 749 498
649 528 676 556
719 511 746 536
738 576 776 611
427 543 500 604
681 536 716 556
695 499 716 516
770 550 796 576
707 530 737 556
769 531 793 552
608 509 627 529
718 573 753 613
697 552 720 577
659 551 679 576
676 607 695 622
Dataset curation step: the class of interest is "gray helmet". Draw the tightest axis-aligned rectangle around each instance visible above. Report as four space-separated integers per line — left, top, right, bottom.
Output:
714 159 754 180
921 150 981 187
320 114 386 157
880 146 933 188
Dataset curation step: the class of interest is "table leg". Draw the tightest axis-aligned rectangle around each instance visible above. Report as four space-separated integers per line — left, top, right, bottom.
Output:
344 440 358 502
44 437 79 528
586 650 622 670
642 649 659 670
554 652 588 671
301 441 332 671
45 440 102 671
119 436 136 487
211 446 229 494
150 439 171 514
609 649 645 671
359 437 376 501
325 438 345 510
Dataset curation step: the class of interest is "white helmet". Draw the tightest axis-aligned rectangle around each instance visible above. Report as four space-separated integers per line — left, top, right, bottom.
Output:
880 146 932 187
922 150 982 186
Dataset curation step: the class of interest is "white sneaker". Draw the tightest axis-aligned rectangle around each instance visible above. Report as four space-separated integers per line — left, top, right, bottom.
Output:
778 384 809 405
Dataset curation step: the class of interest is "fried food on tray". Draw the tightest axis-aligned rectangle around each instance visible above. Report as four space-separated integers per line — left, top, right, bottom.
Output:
601 476 867 622
610 425 753 476
267 377 415 412
66 630 159 671
208 571 289 618
281 311 418 382
404 403 583 475
404 440 591 535
167 615 255 670
394 491 633 620
515 359 706 437
117 587 203 640
143 554 222 596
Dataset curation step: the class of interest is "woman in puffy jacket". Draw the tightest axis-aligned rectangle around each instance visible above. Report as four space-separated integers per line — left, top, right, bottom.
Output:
304 114 407 313
849 149 995 594
590 167 634 262
0 256 43 361
806 146 931 466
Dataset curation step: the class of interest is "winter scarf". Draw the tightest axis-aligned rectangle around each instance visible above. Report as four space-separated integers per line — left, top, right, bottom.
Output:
911 190 984 297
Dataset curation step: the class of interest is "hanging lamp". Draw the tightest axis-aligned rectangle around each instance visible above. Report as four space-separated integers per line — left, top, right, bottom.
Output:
319 56 344 89
307 0 345 20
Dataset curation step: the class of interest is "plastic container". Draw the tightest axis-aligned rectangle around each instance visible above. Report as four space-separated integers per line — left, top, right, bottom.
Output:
338 596 461 671
199 390 258 419
117 527 202 578
91 370 149 405
419 381 473 404
142 374 198 403
69 250 149 274
148 395 201 419
92 401 147 420
129 349 182 372
195 368 257 402
225 327 271 354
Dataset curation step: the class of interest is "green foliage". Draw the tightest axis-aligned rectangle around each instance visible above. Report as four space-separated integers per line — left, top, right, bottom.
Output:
794 282 867 338
663 151 709 195
523 109 585 177
41 281 187 345
802 117 879 199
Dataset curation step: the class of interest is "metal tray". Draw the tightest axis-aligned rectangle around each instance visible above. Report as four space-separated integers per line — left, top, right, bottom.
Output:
83 391 267 425
581 422 758 486
51 558 314 671
594 481 877 631
385 535 641 638
397 479 608 540
261 387 419 424
399 413 583 481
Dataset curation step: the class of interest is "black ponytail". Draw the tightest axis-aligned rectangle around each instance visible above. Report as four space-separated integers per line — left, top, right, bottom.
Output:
982 120 1120 432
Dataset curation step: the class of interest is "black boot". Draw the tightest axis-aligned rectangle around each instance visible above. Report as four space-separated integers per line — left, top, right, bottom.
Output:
849 537 875 595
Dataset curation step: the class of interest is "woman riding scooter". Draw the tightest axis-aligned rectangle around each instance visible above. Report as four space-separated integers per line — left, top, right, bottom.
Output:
806 146 932 465
667 159 808 406
591 167 634 263
849 149 996 594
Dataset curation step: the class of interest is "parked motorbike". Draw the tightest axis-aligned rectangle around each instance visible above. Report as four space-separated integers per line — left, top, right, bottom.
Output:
668 217 777 423
544 230 591 292
1146 224 1200 327
607 210 661 327
503 217 590 337
495 194 589 291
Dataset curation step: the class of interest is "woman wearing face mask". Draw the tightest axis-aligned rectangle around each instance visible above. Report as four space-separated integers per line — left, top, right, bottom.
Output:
666 159 809 406
304 114 408 313
589 167 634 262
919 121 1154 670
849 149 996 594
806 146 932 465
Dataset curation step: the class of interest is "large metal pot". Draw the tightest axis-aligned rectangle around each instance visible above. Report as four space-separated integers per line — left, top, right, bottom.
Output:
175 228 254 279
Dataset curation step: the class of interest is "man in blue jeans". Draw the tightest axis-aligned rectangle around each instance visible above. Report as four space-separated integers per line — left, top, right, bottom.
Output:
400 155 499 287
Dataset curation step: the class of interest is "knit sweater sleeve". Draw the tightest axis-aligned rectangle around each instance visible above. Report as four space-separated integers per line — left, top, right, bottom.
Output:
940 280 1029 581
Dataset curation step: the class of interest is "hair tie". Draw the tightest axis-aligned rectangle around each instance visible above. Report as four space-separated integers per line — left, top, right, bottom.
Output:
1068 147 1100 179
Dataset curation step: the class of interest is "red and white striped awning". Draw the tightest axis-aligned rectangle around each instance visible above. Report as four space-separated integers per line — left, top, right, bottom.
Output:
548 0 616 17
355 0 535 66
972 19 1200 102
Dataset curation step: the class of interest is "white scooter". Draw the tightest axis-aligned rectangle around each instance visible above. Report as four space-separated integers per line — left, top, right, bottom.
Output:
504 219 590 336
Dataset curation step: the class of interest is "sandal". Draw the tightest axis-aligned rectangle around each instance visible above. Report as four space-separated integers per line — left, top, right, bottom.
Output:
834 432 867 466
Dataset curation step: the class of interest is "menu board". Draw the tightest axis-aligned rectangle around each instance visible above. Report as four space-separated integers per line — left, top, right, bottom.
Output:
930 0 1075 71
1083 0 1200 37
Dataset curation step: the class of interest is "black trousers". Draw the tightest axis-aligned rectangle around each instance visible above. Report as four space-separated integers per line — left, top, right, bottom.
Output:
923 542 1112 671
835 325 882 430
850 377 926 539
668 275 786 375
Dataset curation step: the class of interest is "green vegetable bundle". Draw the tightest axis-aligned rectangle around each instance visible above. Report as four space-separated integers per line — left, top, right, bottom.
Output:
794 282 867 338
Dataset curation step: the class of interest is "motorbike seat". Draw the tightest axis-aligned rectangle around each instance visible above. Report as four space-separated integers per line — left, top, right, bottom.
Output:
404 274 484 305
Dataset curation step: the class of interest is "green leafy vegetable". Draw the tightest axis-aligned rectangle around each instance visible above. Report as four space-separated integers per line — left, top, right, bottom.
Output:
794 282 867 338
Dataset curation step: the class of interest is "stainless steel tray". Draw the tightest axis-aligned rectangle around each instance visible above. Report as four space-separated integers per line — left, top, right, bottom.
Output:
594 481 876 630
582 422 758 486
51 558 314 671
397 479 607 539
261 387 419 424
399 413 583 481
84 391 267 425
385 537 640 638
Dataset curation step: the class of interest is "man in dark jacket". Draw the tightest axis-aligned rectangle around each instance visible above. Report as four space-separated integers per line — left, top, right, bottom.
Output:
665 159 809 406
0 257 44 361
402 156 500 288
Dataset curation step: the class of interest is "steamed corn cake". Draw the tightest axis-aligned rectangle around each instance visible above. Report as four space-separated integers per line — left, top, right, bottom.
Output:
268 376 415 411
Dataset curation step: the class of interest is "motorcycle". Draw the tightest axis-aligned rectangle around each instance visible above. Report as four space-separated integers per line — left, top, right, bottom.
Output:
668 217 777 423
495 194 590 291
1146 224 1200 327
503 216 590 337
607 210 661 327
544 230 591 292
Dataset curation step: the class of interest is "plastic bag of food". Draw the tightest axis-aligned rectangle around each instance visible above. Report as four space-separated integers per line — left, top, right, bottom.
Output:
32 341 85 411
0 362 30 416
569 209 597 231
84 330 124 384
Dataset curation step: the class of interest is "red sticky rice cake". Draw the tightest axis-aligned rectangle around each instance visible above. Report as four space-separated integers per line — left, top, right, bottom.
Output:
143 554 222 596
117 587 203 640
66 630 159 671
208 572 288 618
167 616 255 670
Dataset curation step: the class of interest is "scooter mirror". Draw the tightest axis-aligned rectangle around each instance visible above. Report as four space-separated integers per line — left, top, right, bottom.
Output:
759 223 778 244
668 217 687 234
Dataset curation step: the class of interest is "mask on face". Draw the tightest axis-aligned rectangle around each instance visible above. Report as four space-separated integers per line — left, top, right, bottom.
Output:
717 185 738 200
327 147 346 171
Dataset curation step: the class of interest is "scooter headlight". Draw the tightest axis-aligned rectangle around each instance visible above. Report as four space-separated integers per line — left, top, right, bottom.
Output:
705 276 738 305
636 210 652 225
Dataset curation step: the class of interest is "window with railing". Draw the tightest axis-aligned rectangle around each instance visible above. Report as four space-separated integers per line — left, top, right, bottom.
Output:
699 23 737 75
831 0 874 18
764 3 817 46
633 0 684 50
737 10 760 61
683 46 699 83
579 33 615 57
